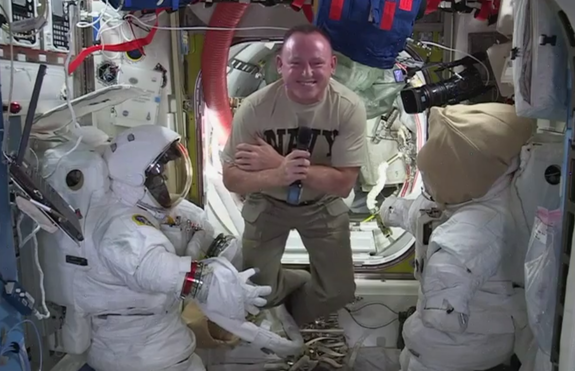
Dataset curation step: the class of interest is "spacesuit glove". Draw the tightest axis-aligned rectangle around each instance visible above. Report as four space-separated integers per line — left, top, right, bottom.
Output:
380 195 436 235
237 268 270 315
194 257 272 320
379 196 414 230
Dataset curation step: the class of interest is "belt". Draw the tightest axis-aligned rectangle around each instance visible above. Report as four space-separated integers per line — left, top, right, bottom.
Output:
272 198 317 207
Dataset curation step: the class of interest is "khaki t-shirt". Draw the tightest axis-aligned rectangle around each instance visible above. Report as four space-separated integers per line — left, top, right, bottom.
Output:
222 79 367 202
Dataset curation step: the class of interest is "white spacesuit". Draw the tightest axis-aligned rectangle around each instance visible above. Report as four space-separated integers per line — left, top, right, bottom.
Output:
40 124 272 371
379 103 536 371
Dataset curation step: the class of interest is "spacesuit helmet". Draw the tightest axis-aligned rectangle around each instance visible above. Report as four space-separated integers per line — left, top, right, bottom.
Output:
416 103 535 205
104 125 193 210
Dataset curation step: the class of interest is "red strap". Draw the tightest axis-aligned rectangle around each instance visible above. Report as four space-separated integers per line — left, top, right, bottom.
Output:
399 0 413 11
424 0 442 14
291 0 306 9
302 4 314 22
474 0 497 21
67 11 161 75
329 0 345 20
290 0 314 23
380 0 396 30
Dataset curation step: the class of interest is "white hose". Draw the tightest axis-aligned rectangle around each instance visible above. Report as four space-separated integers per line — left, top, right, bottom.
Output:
16 215 51 320
207 171 244 234
366 162 390 214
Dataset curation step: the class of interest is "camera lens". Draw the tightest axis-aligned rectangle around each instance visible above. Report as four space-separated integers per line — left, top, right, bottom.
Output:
401 88 427 114
400 66 487 114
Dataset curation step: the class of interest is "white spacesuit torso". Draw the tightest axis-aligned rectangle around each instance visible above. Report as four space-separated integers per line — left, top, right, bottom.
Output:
82 196 210 371
383 172 529 371
37 125 283 371
38 141 207 371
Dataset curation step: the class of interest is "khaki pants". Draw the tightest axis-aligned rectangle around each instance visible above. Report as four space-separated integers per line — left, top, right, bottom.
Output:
241 194 356 326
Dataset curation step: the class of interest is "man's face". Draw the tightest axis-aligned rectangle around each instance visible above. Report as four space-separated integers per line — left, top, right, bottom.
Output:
277 32 336 105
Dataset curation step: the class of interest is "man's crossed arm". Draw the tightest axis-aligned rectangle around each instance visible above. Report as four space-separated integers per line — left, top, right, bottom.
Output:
222 138 358 198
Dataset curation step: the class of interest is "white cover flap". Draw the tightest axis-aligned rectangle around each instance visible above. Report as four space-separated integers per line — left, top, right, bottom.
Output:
32 84 146 133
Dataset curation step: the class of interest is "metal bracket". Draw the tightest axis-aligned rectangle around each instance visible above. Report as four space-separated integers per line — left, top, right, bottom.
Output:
372 108 400 144
229 58 262 76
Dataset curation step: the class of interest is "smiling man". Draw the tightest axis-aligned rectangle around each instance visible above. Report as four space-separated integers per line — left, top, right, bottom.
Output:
221 24 367 326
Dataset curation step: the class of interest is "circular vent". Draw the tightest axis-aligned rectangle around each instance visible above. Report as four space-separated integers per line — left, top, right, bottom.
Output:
96 61 119 86
544 165 561 185
65 169 84 191
125 49 145 62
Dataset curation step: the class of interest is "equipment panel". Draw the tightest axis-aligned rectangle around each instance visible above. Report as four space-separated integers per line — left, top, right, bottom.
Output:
43 0 70 52
1 0 40 48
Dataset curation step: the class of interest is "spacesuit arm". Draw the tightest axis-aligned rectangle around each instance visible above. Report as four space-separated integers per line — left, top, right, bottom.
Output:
379 194 434 235
186 226 215 259
419 217 505 333
97 214 270 320
170 199 216 258
173 201 243 267
97 216 193 294
419 250 476 333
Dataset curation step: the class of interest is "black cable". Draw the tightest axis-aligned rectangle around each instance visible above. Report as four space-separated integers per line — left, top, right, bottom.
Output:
342 302 400 330
346 301 398 314
405 43 432 85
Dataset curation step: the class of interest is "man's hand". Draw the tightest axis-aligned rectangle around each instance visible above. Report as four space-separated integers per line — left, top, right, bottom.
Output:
235 138 283 171
278 150 310 186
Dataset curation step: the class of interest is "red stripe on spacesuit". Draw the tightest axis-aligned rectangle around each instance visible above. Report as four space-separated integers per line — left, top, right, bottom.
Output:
380 1 397 30
181 261 199 297
328 0 345 20
399 0 413 11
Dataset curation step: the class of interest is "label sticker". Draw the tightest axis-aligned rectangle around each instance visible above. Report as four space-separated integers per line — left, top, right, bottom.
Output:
132 214 155 227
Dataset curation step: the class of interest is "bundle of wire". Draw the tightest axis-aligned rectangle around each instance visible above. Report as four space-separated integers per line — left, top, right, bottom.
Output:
0 319 42 371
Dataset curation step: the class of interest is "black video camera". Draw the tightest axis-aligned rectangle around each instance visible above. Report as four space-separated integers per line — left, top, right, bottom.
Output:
400 51 492 114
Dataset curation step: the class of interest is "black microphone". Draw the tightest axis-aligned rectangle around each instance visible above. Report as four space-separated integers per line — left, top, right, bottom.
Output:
286 126 313 205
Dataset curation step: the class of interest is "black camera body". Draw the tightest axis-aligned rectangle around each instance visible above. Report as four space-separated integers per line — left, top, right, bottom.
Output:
400 51 492 114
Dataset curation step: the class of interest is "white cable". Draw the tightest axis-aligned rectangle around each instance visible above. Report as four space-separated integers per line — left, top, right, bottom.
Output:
366 161 390 214
64 0 119 128
19 350 28 371
97 18 129 60
75 4 109 29
124 13 290 32
19 345 32 371
41 134 82 179
0 3 15 157
64 10 78 129
31 231 50 321
16 215 51 321
75 0 122 29
98 18 134 60
346 331 371 369
0 320 43 371
75 0 135 61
